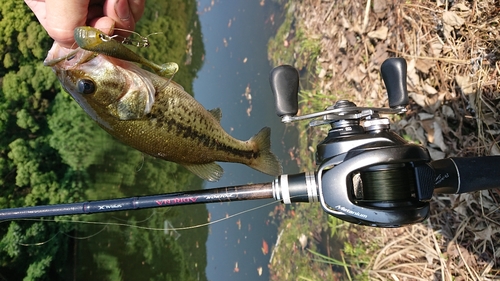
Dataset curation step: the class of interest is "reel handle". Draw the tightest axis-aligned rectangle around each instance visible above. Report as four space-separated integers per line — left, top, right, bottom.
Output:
269 65 300 118
381 58 409 109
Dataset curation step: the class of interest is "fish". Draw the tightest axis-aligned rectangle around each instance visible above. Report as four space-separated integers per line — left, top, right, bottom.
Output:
73 26 178 78
44 42 282 181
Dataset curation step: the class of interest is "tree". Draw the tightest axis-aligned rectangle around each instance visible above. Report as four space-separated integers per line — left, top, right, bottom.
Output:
0 0 207 279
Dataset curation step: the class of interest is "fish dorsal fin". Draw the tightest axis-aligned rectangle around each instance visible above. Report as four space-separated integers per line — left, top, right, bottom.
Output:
183 162 223 182
208 108 222 122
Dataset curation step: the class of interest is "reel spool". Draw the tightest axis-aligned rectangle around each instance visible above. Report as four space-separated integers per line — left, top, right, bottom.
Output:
355 164 416 204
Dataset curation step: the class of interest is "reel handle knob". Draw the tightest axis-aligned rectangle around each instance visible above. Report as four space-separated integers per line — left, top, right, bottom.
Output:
381 58 409 109
269 65 299 118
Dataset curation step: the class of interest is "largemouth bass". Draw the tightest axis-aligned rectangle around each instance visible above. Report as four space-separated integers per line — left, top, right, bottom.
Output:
44 43 282 181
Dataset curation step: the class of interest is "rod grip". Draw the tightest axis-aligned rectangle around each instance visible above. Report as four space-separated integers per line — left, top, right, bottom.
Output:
432 156 500 194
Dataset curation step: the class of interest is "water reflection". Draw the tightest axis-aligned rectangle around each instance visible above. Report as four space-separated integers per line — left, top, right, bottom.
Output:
193 1 296 281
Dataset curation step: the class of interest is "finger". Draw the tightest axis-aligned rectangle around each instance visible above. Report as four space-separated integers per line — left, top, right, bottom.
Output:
87 3 114 35
103 0 144 32
89 17 116 35
128 0 145 23
110 0 134 31
45 0 90 48
25 0 48 27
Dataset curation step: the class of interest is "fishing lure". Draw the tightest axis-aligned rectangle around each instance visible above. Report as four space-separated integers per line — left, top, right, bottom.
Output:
74 26 178 78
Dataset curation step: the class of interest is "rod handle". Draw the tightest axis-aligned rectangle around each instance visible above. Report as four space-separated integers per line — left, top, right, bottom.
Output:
432 156 500 194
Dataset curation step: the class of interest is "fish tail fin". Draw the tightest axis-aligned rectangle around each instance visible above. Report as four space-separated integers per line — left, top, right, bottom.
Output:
249 127 283 176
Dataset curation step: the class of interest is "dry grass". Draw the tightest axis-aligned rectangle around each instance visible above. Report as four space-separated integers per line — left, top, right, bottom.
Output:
282 0 500 279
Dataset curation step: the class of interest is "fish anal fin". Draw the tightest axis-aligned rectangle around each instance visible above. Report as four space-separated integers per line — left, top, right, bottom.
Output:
208 108 222 122
183 162 224 182
249 127 283 176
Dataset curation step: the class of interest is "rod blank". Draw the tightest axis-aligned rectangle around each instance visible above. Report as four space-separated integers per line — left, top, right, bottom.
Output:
0 183 273 220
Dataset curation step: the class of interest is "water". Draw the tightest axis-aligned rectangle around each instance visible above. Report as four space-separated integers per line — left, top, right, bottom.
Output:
193 1 300 280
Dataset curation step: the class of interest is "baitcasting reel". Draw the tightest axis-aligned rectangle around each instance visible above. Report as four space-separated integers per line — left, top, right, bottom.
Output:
269 58 500 227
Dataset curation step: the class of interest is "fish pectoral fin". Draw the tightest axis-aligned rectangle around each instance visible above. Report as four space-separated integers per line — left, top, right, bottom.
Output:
208 108 222 122
183 162 223 182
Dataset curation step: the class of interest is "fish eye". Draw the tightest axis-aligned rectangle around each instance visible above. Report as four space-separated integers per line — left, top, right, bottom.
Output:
77 79 96 95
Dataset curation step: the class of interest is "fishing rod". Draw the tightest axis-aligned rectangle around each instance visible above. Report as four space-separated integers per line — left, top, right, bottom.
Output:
1 58 500 227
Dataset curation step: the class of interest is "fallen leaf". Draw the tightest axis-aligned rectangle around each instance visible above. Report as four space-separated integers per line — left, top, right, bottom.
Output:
432 119 447 152
415 59 435 74
453 3 470 11
406 59 420 91
441 105 455 118
418 112 434 120
443 11 465 27
262 239 269 255
409 92 427 107
427 146 446 160
371 43 388 66
491 144 500 155
298 234 307 250
474 225 496 241
422 83 438 95
318 68 327 78
421 119 435 143
233 262 239 273
372 0 387 17
429 40 444 57
367 26 388 40
455 75 475 95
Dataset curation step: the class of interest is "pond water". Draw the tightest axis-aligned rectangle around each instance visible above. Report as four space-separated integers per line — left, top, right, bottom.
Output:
70 1 303 281
194 1 300 280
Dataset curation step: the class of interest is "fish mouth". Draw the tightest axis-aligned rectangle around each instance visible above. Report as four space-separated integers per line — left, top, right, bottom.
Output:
44 42 97 68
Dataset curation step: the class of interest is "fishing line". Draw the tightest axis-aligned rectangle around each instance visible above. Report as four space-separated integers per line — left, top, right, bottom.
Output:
17 231 61 247
109 208 170 224
3 198 290 246
17 226 109 247
135 153 145 172
110 28 163 48
358 165 415 202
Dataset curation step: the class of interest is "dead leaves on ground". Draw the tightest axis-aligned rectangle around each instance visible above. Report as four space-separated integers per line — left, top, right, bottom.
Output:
286 0 500 279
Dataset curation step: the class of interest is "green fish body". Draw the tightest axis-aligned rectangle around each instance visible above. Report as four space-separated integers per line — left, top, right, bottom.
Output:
44 43 282 181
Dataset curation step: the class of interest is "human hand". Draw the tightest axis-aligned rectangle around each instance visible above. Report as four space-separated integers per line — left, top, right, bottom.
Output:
25 0 145 48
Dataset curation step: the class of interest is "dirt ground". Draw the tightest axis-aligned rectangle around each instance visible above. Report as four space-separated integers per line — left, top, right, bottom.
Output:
282 0 500 279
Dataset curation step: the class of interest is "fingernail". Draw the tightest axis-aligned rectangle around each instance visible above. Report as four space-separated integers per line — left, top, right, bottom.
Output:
115 0 130 21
